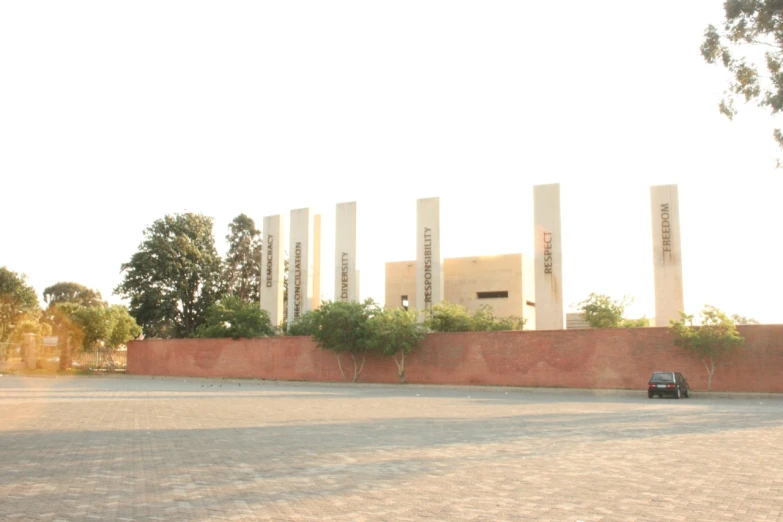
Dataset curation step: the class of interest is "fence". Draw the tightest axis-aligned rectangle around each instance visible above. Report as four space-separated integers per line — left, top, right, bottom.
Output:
71 350 127 371
0 342 23 362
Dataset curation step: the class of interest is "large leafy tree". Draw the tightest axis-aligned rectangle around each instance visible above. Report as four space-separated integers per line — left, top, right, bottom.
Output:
669 305 745 392
575 293 648 328
223 214 263 303
0 267 40 345
195 296 274 339
310 299 380 382
701 2 783 153
72 305 141 351
366 307 426 383
43 282 104 308
114 213 224 338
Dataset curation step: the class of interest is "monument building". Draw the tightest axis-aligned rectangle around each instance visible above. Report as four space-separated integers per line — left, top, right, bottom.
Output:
385 253 536 326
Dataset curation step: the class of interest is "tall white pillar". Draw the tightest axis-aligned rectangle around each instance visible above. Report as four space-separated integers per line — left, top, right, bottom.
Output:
313 214 322 309
261 214 285 328
335 201 358 302
288 208 314 322
416 197 443 315
650 184 684 326
534 183 564 330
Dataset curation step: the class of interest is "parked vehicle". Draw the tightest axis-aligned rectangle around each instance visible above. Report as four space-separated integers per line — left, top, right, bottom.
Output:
648 371 690 399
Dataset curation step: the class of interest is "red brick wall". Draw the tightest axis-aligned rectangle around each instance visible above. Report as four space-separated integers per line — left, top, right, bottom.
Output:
127 325 783 392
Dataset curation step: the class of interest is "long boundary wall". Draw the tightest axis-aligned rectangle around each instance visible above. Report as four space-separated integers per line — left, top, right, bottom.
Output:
127 326 783 393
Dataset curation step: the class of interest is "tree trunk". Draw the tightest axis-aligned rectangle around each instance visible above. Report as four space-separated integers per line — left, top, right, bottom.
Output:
351 353 366 383
335 353 347 381
394 351 406 383
703 358 716 392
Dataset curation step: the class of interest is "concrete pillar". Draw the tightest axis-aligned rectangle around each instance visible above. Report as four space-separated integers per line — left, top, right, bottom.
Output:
262 214 285 328
335 201 358 302
534 183 564 330
24 333 36 370
288 208 315 322
650 184 684 326
313 214 322 309
416 197 443 315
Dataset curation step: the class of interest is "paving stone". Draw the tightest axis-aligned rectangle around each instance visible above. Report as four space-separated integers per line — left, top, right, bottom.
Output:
1 375 782 520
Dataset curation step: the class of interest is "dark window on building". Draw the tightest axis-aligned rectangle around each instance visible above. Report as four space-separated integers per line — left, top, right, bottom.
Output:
526 300 535 307
477 291 509 299
401 295 409 310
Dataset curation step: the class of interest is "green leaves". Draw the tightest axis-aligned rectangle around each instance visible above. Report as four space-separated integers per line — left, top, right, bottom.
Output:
114 213 224 338
65 304 141 351
195 296 274 339
310 299 380 355
43 282 104 308
0 267 41 344
425 301 526 332
223 214 263 303
702 3 783 153
365 307 425 358
668 305 745 391
575 293 648 329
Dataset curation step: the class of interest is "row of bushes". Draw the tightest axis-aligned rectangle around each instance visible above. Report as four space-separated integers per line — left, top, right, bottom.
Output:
195 298 526 382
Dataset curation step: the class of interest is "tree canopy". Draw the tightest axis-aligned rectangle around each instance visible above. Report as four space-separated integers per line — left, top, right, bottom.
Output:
0 267 40 345
223 214 263 303
731 313 760 325
425 301 526 332
114 213 224 338
310 299 380 382
195 296 274 339
668 305 745 392
701 2 783 154
43 282 104 308
365 307 425 383
72 305 142 351
575 293 648 328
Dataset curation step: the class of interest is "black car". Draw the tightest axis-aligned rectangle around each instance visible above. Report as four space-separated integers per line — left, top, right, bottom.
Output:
647 371 690 399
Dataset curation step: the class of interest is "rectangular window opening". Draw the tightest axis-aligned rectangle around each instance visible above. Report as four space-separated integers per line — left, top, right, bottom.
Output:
477 291 509 299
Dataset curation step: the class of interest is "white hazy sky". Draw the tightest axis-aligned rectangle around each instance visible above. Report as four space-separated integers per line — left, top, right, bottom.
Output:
2 1 782 324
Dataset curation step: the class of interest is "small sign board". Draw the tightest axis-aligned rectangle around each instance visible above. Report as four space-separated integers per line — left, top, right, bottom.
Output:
42 336 59 347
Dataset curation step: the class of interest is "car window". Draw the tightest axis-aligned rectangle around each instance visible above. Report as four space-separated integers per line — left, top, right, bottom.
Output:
652 372 673 382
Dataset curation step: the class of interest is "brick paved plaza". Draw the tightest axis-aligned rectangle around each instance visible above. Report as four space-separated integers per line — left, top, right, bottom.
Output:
1 375 782 521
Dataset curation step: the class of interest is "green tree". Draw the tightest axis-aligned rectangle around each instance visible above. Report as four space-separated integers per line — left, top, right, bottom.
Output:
731 313 760 325
576 293 648 328
492 314 527 331
286 309 316 336
471 304 526 332
114 213 224 338
366 307 425 383
223 214 263 303
70 304 141 371
426 301 526 332
0 267 40 345
195 296 274 339
43 282 104 308
72 305 141 350
700 2 783 155
425 301 474 332
310 299 379 382
668 305 745 392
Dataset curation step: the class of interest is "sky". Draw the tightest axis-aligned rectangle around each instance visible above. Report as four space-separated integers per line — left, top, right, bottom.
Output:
1 1 782 324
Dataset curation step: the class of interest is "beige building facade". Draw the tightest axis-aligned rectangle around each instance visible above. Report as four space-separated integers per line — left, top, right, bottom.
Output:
385 254 536 326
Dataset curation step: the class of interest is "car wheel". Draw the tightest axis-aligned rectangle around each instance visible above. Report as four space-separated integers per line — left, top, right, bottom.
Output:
648 392 653 399
676 388 681 399
684 388 690 398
